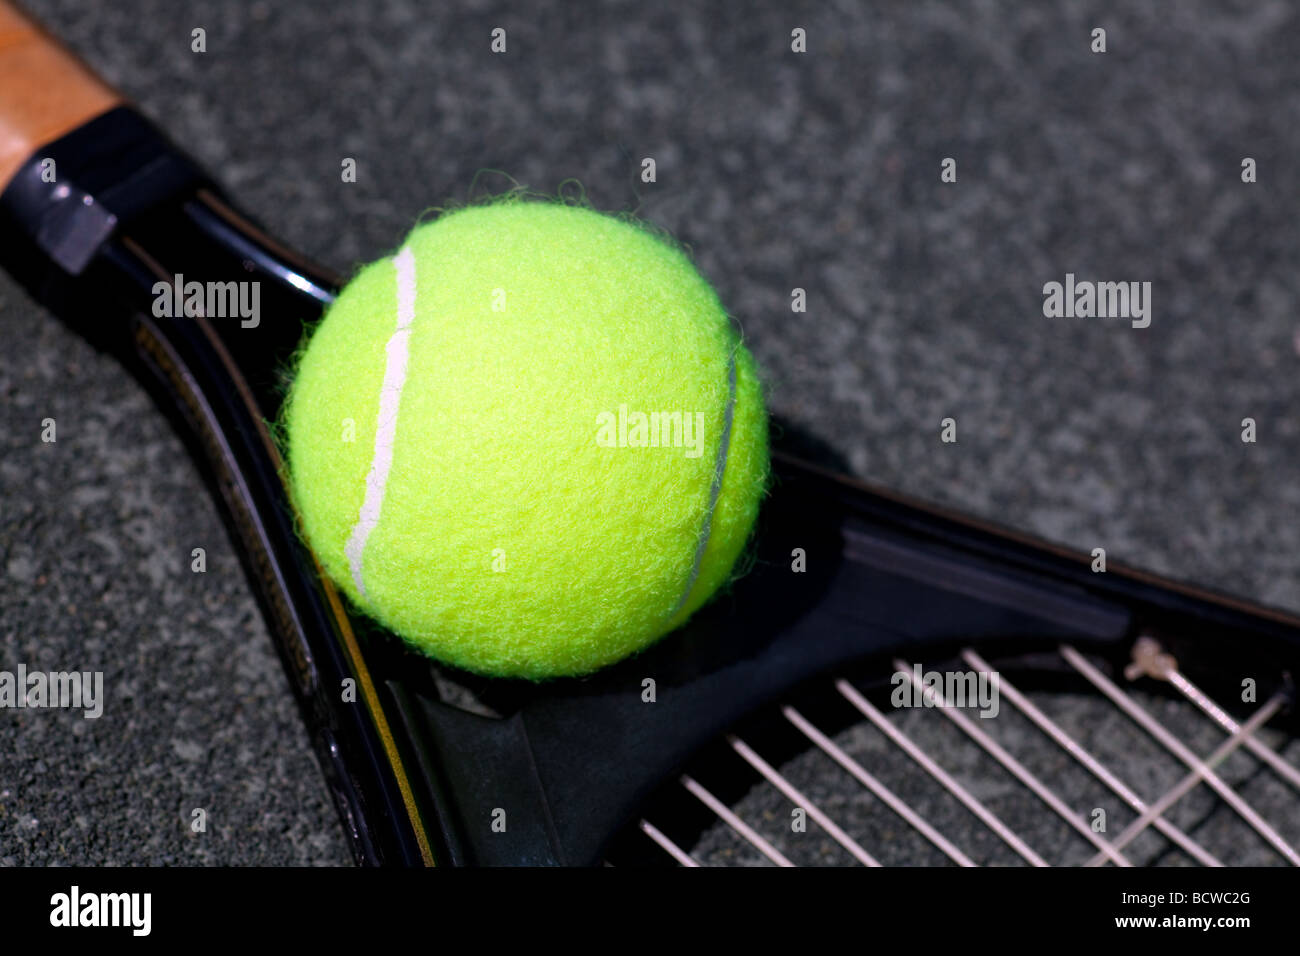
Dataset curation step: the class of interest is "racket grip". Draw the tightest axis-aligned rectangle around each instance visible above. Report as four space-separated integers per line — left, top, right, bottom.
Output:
0 2 121 189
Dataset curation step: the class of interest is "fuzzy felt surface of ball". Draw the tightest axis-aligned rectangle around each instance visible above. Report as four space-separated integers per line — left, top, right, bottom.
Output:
285 201 768 679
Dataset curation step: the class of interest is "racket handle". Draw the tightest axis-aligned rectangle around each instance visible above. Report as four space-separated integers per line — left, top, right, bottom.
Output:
0 2 121 189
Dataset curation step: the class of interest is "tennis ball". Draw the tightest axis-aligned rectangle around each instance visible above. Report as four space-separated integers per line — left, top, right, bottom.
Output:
285 201 767 679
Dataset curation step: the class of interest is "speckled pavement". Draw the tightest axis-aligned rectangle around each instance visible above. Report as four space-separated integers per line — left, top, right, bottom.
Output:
2 0 1298 864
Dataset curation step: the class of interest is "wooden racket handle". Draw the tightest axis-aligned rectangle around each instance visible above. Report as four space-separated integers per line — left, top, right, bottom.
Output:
0 2 120 188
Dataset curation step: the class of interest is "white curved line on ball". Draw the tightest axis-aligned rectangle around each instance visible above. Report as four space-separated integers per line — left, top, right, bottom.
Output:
344 245 417 597
671 346 737 615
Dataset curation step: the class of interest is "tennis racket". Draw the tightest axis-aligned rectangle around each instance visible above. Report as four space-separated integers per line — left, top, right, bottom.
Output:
3 1 1297 867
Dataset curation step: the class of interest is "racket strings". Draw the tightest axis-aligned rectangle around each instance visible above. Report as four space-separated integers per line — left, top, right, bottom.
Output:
962 647 1223 867
627 639 1300 866
1061 644 1299 866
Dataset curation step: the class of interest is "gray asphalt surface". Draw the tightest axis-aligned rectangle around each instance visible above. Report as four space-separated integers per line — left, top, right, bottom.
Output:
2 0 1299 865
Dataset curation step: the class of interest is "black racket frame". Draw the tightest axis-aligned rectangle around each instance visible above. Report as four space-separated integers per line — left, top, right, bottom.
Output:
4 107 1297 866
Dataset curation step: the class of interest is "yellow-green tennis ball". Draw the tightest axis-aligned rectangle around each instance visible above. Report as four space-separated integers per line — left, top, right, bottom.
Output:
285 201 768 679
